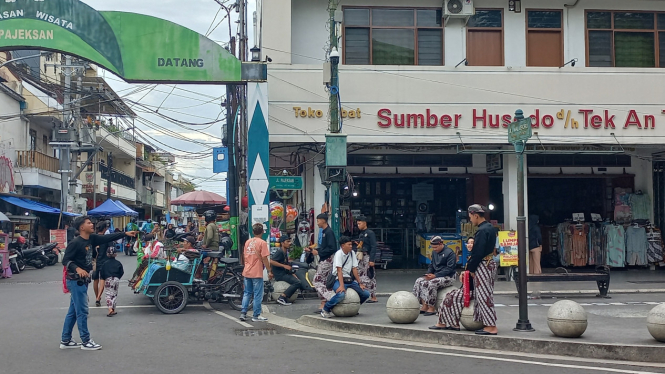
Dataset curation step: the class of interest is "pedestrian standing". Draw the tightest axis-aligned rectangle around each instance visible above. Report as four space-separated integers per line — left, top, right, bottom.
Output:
529 215 543 275
240 224 272 322
60 216 137 350
434 205 498 335
355 215 378 303
311 213 338 313
92 221 110 307
101 246 124 317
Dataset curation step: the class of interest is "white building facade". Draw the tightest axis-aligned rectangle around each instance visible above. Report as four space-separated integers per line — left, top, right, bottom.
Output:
263 0 665 268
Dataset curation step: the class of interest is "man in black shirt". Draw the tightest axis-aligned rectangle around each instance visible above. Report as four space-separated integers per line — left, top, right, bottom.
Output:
311 213 337 313
356 216 379 303
412 236 457 316
270 236 303 306
434 204 498 335
60 216 137 351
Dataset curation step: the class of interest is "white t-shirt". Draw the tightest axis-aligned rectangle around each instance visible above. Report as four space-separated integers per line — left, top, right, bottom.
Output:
332 249 359 278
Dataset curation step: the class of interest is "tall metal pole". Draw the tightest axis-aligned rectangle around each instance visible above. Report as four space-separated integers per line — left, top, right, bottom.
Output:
513 109 534 332
227 84 239 256
92 151 97 208
326 0 344 239
59 55 73 215
106 152 113 200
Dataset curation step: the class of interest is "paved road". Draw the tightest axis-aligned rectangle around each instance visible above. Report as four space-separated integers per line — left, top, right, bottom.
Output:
1 256 664 374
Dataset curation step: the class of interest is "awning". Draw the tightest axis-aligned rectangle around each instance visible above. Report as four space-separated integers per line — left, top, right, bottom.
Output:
114 200 139 217
0 196 79 216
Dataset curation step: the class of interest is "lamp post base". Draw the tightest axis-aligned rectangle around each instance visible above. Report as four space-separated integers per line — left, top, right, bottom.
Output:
514 320 535 332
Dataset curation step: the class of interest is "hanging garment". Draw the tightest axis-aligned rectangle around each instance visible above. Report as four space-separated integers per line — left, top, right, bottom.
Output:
629 194 651 220
647 228 665 264
587 225 603 266
605 225 626 267
614 206 632 224
570 224 589 266
625 226 648 266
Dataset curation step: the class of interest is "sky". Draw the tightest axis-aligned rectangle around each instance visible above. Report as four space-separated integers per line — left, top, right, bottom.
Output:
80 0 258 197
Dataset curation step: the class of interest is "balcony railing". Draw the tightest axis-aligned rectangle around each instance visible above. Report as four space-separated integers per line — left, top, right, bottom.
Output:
15 150 59 174
99 163 135 189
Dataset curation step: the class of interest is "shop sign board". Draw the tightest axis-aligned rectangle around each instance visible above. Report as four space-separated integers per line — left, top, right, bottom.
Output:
251 205 269 226
508 118 533 144
498 230 518 267
269 176 302 190
486 154 503 172
49 229 67 252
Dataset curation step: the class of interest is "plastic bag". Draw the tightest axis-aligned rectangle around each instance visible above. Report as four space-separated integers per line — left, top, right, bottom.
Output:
62 266 70 294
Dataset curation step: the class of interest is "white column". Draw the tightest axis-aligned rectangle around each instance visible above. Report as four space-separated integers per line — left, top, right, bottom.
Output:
262 0 292 64
502 153 529 231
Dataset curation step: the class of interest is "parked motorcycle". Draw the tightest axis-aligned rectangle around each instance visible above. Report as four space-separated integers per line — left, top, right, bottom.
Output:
42 242 59 266
14 243 50 269
124 237 137 256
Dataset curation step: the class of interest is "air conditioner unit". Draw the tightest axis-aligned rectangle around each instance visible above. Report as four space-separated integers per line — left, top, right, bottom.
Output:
444 0 474 17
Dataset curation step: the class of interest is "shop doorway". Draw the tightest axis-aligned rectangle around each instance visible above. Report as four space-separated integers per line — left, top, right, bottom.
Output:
344 177 467 269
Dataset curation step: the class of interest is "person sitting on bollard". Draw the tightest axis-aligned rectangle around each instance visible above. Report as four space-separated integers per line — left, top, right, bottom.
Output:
412 236 457 316
270 236 303 306
320 236 370 318
431 204 498 335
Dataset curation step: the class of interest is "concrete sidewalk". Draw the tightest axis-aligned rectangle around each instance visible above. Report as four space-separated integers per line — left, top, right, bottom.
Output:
264 292 665 363
374 268 665 296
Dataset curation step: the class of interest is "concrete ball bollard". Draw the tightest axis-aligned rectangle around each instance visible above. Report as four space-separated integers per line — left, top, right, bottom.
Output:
271 281 298 303
386 291 420 324
332 288 361 317
436 285 457 308
460 300 485 331
547 300 588 338
647 303 665 342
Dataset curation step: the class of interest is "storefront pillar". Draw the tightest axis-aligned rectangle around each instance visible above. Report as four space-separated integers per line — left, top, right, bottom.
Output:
502 153 529 231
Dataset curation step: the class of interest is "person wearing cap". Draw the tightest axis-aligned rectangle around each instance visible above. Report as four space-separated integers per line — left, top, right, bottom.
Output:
311 213 338 313
355 215 378 303
434 204 498 335
412 236 457 316
320 236 370 318
270 236 303 306
177 236 199 261
101 246 124 317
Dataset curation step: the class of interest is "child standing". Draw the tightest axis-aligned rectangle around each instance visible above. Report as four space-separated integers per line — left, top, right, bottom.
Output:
101 247 124 317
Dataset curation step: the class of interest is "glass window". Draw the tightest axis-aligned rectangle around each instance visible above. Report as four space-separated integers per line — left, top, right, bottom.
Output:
614 12 654 30
417 9 442 27
344 28 370 65
468 9 502 28
418 29 443 65
615 32 655 67
372 29 415 65
344 8 369 26
659 13 665 29
372 9 414 27
343 7 443 65
586 11 664 67
588 31 613 67
528 11 562 29
587 12 611 29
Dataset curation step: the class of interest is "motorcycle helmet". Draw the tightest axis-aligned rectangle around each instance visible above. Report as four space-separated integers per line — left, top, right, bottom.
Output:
17 236 26 245
204 210 217 223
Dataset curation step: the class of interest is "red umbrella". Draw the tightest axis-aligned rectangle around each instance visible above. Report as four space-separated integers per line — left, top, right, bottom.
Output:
170 190 227 206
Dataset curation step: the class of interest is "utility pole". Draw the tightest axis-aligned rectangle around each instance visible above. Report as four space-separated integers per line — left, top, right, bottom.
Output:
58 55 73 217
325 0 345 239
227 84 239 256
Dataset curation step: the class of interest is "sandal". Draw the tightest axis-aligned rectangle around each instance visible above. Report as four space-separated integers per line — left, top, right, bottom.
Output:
445 326 461 331
95 300 101 307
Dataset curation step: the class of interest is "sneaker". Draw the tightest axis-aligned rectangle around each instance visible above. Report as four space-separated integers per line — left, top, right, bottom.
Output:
59 340 80 349
276 297 292 306
252 315 268 322
95 300 101 307
239 313 247 321
321 310 333 318
81 340 102 351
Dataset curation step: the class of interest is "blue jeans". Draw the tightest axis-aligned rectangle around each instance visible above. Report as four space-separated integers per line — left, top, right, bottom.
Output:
61 280 90 343
241 277 264 317
324 280 370 312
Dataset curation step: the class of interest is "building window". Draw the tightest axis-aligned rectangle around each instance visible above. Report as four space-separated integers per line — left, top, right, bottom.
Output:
466 9 504 66
586 11 665 67
527 10 563 67
343 7 443 65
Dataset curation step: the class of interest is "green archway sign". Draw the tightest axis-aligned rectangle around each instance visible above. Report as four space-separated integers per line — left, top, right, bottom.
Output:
0 0 262 83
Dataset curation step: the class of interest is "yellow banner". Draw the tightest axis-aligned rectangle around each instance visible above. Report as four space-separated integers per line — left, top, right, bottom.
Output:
498 231 518 267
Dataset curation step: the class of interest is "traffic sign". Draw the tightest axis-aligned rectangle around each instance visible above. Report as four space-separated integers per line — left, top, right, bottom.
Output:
508 117 533 143
270 176 303 190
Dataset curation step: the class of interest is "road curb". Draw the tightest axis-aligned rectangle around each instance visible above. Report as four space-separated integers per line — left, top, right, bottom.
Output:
375 288 665 297
295 315 665 363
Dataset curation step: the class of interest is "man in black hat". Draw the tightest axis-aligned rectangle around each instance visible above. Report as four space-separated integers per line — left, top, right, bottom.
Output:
411 236 456 316
270 236 303 306
311 213 338 313
355 215 378 303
